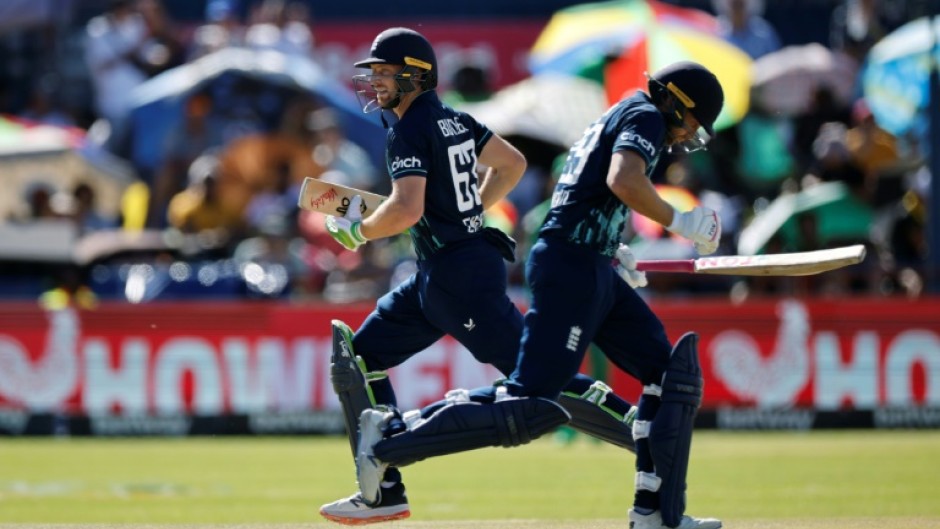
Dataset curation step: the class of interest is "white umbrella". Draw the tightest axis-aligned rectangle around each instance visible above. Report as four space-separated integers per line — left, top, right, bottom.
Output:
751 43 858 116
457 74 608 148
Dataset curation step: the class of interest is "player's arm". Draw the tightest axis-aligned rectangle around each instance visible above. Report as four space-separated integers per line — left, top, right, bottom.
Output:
607 149 721 255
358 175 425 240
476 135 526 210
606 150 675 226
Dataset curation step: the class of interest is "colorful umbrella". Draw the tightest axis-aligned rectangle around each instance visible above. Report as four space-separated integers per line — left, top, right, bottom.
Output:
862 16 940 142
530 0 717 77
529 0 751 131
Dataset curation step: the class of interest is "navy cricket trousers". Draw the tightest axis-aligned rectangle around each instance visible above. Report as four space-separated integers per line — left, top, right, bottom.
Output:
353 237 522 407
506 237 673 399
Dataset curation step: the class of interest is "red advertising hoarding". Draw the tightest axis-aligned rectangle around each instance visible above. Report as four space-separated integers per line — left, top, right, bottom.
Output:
1 298 938 421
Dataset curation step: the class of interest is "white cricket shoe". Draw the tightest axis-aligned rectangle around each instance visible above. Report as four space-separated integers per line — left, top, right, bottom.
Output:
629 508 722 529
319 488 410 525
356 408 392 505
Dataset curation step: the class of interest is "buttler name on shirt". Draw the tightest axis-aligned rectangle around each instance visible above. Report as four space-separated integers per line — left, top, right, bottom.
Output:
437 118 468 137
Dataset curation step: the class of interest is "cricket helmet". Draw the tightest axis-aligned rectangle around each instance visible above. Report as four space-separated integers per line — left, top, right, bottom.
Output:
648 61 724 151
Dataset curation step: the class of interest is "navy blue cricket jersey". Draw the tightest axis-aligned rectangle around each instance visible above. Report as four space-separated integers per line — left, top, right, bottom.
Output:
540 91 668 257
385 91 493 259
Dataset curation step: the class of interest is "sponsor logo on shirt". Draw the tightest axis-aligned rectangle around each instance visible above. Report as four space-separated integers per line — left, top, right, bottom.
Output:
619 131 656 158
390 156 422 172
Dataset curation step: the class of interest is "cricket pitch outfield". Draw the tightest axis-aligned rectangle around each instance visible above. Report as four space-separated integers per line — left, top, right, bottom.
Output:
1 431 939 528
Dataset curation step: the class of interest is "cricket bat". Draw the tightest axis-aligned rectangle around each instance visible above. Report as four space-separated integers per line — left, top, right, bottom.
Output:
297 177 386 218
297 178 867 276
635 245 867 276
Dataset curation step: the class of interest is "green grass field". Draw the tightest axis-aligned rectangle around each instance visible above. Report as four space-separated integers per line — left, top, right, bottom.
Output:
1 431 939 528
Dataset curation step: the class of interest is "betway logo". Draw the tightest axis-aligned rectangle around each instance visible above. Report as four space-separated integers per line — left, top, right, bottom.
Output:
391 156 422 172
619 131 655 158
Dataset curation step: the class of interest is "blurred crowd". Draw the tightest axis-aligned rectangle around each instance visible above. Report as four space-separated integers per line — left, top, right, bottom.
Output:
0 0 933 306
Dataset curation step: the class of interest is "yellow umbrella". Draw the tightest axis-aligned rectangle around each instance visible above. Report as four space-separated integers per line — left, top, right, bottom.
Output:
529 0 751 131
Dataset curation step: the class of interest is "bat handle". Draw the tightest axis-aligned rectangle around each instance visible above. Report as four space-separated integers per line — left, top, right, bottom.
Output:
635 259 696 273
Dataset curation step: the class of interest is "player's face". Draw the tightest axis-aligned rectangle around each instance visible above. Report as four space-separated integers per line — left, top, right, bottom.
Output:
667 111 710 153
351 63 406 113
368 64 403 108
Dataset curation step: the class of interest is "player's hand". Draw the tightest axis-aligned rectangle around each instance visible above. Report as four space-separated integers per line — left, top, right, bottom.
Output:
614 243 647 289
667 206 721 255
326 195 368 251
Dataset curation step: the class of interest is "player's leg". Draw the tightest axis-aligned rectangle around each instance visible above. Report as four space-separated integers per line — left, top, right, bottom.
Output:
421 238 521 375
356 395 571 503
593 278 719 529
558 373 637 451
355 240 598 503
321 275 443 525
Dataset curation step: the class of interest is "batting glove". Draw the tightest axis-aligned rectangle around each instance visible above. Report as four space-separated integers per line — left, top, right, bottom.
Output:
326 195 368 251
614 243 647 289
667 206 721 255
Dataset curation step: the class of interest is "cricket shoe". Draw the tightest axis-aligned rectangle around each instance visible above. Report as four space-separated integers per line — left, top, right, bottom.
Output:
356 408 392 505
628 508 722 529
319 483 410 525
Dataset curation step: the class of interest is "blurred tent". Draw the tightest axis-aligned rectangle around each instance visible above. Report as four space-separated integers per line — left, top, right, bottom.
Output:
862 16 940 147
0 115 136 223
456 74 608 150
737 181 873 255
528 0 750 131
751 44 858 116
127 47 386 178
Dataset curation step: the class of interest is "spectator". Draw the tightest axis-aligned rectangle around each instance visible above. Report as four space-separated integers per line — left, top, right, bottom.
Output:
189 0 243 60
714 0 782 60
845 98 899 184
244 0 313 58
83 0 149 129
791 85 852 174
135 0 185 78
734 92 796 200
19 75 75 127
149 91 222 228
830 0 891 63
166 154 243 236
307 107 380 193
71 182 116 234
441 62 493 106
243 159 299 235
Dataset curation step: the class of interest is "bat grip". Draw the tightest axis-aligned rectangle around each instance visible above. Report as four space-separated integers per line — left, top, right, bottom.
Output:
635 260 696 273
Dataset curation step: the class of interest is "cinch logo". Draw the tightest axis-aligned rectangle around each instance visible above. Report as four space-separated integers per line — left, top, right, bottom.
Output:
391 156 422 172
619 131 655 158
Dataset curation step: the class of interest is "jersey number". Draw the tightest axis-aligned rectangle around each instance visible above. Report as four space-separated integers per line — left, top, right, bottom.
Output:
557 123 603 185
448 139 482 213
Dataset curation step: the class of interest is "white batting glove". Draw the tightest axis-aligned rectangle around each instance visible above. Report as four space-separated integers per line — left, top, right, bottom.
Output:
325 195 368 251
614 243 647 289
667 206 721 255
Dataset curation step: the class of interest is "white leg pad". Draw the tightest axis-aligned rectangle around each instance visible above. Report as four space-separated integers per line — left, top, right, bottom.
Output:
635 471 662 492
632 419 651 440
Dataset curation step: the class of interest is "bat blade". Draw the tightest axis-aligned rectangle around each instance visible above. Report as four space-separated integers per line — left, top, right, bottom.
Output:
637 245 867 276
296 177 386 218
